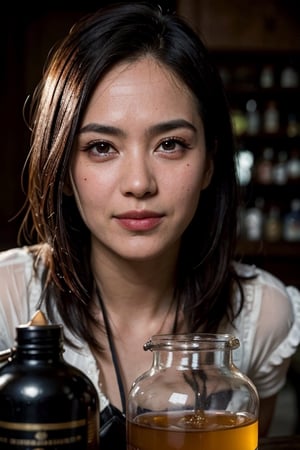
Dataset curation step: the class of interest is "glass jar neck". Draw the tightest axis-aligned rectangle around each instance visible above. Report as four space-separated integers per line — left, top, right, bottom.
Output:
144 333 239 370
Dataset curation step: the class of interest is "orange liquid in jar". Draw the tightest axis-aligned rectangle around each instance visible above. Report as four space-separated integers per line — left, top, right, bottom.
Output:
127 410 258 450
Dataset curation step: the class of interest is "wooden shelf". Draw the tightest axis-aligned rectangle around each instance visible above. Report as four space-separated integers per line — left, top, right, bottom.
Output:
236 239 300 288
211 49 300 290
236 239 300 258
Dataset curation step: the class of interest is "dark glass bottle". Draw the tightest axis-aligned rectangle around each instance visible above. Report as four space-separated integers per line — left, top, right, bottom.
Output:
0 324 99 449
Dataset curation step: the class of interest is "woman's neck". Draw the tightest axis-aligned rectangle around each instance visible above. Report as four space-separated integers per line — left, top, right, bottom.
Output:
91 246 178 319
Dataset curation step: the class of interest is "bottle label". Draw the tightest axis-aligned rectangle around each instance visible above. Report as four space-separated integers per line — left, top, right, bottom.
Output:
0 419 89 448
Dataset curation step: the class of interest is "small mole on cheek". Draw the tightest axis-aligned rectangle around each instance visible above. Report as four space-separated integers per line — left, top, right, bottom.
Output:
186 163 190 167
83 177 87 181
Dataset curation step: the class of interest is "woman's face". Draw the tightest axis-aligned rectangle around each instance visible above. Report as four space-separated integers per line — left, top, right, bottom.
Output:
70 57 212 263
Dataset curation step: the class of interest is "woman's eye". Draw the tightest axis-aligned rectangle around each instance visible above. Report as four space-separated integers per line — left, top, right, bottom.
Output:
83 140 116 157
159 138 189 152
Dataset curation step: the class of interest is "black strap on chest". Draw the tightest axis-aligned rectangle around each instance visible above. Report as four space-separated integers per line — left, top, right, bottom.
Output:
96 285 179 414
96 285 127 414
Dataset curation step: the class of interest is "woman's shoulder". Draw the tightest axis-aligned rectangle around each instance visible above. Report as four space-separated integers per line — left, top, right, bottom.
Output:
233 260 300 355
0 246 34 267
0 244 46 292
233 260 300 322
230 261 300 396
232 260 300 343
233 260 288 293
0 244 51 303
0 247 31 346
0 245 47 347
0 244 50 271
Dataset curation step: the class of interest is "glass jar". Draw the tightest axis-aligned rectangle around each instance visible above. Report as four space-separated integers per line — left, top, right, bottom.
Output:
127 333 259 450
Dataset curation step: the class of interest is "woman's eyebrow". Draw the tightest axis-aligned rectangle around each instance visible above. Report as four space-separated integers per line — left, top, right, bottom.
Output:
78 123 125 137
78 119 197 137
147 119 197 136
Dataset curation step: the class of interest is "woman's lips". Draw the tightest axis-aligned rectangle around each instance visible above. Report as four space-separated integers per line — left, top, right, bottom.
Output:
114 211 163 231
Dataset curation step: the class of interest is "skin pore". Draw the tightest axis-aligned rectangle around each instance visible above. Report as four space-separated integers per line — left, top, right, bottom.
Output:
70 56 213 410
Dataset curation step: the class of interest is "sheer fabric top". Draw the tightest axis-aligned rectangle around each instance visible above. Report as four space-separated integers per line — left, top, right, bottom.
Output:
0 246 299 411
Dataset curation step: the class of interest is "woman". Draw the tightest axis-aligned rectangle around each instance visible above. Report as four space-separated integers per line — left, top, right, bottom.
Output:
0 2 299 447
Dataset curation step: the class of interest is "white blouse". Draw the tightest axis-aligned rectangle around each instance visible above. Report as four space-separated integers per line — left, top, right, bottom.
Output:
0 246 299 412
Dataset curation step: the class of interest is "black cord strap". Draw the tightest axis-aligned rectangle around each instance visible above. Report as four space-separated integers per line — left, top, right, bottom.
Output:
96 285 179 414
96 286 127 414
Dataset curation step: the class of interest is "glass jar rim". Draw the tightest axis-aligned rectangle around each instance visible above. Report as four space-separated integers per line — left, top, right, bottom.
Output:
143 333 240 352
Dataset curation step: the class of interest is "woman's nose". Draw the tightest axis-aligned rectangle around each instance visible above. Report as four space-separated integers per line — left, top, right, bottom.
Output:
120 154 157 198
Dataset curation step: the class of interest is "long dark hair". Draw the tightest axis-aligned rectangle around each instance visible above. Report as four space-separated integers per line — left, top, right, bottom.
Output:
20 2 241 351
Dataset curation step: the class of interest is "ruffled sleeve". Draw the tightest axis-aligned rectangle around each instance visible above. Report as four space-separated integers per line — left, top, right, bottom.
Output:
223 263 300 399
262 285 300 369
245 273 300 399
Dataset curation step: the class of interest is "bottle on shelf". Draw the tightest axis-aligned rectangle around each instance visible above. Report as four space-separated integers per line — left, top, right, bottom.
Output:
286 149 300 183
260 64 275 89
264 205 282 242
280 65 299 88
272 150 288 185
263 101 280 134
232 108 248 136
246 98 260 135
236 148 254 186
286 113 299 138
254 147 274 185
242 197 265 241
283 199 300 242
